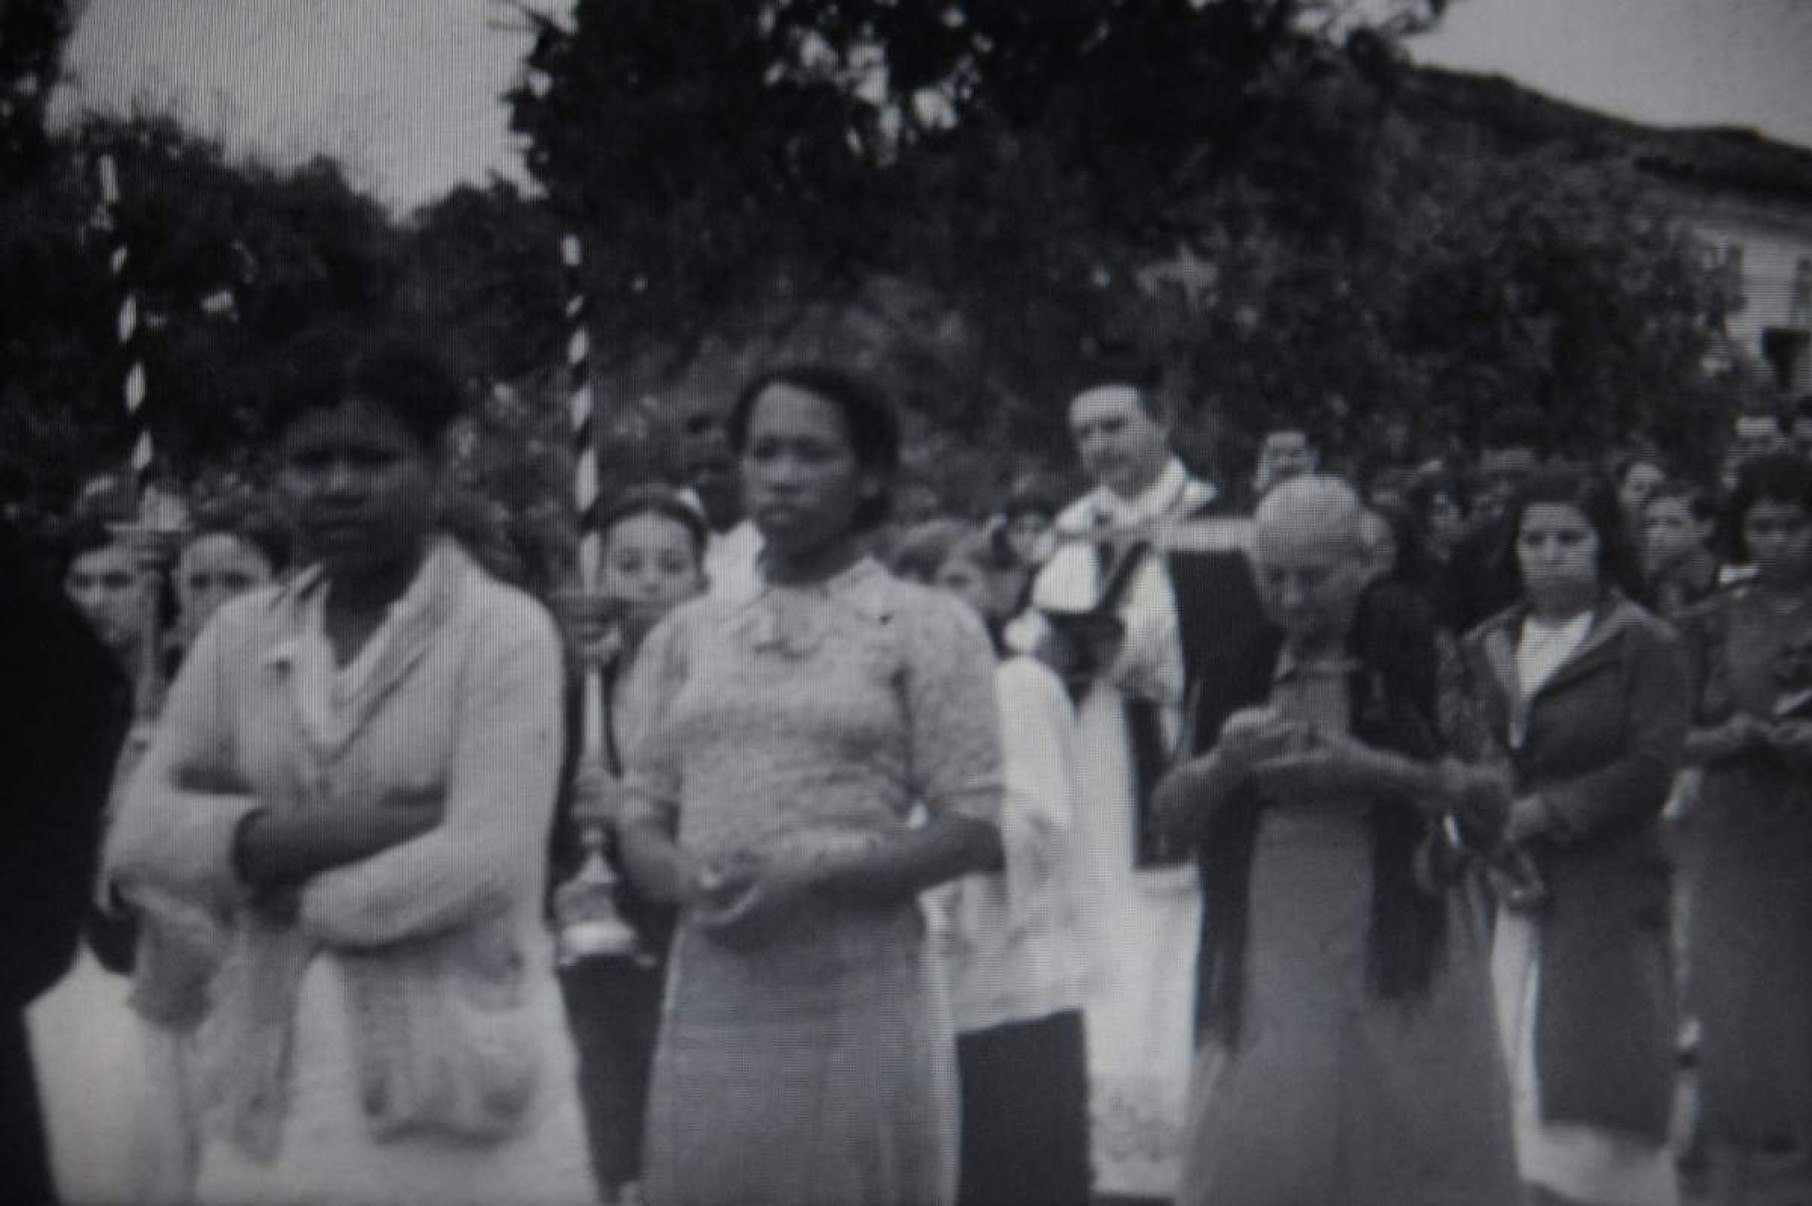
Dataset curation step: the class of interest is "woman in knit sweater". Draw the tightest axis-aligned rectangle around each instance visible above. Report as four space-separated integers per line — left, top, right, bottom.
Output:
104 330 595 1205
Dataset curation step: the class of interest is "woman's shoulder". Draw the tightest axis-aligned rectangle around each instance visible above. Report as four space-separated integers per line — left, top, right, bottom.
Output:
885 574 994 649
1603 594 1685 652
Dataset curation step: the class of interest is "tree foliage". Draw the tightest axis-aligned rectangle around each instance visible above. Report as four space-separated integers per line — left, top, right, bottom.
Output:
0 0 68 171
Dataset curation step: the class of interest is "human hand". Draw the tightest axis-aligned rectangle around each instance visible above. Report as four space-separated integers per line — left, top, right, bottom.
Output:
690 849 819 949
1218 708 1313 779
1699 713 1773 761
1764 718 1812 769
1249 729 1377 802
1502 794 1555 845
1440 759 1514 839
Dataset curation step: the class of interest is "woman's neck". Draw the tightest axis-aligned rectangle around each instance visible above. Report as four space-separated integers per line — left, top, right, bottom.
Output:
1528 596 1596 625
327 542 427 619
763 535 864 587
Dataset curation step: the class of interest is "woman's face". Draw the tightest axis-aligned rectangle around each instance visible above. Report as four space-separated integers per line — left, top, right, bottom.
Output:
1618 462 1665 517
1425 490 1466 557
279 397 438 579
601 512 705 632
741 382 880 558
65 541 146 657
1744 499 1812 585
176 532 273 641
1005 511 1054 567
1517 502 1602 615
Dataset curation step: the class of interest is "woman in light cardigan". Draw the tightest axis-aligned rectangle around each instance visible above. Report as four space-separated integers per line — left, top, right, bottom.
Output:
104 331 595 1205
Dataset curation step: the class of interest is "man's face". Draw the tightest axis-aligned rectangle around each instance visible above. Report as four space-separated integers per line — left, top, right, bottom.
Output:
1253 429 1317 494
1642 496 1711 576
1068 385 1172 501
678 410 742 532
1732 415 1786 464
1474 446 1540 523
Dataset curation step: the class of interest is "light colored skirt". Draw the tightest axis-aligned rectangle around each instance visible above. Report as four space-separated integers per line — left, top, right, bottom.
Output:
641 908 958 1206
1493 907 1680 1206
196 953 598 1206
27 945 152 1205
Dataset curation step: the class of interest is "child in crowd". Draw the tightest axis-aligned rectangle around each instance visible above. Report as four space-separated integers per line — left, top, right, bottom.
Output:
1642 482 1723 621
892 520 1092 1206
557 487 708 1206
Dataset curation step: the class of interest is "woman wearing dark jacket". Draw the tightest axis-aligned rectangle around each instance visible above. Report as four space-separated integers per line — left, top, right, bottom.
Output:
1460 465 1690 1206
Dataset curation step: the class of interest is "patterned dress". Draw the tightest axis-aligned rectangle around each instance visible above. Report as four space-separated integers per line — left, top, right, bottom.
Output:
623 558 1002 1206
1681 586 1812 1197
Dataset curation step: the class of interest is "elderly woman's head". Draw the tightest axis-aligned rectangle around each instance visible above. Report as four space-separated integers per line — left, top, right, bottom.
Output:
269 330 465 582
1252 475 1372 647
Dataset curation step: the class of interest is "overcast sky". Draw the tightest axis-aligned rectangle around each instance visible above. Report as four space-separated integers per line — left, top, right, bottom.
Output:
48 0 1812 212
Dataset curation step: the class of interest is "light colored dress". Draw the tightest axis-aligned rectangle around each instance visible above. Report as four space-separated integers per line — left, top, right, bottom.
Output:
1178 652 1521 1206
623 557 1002 1206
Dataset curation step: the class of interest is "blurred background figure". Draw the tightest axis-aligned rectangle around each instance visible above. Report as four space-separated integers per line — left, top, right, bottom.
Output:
893 519 1092 1206
1643 482 1723 621
2 514 132 1203
676 404 763 604
554 486 707 1206
1677 453 1812 1206
1249 424 1320 501
170 507 289 656
1448 406 1548 634
1721 400 1790 496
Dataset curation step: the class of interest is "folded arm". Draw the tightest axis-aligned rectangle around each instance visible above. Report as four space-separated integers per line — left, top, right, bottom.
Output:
296 605 564 947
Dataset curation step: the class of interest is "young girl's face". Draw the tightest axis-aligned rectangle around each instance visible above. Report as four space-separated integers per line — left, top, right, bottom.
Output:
934 551 997 623
601 512 705 626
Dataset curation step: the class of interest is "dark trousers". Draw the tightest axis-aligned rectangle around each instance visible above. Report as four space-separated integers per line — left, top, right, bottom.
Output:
0 1013 54 1204
560 956 666 1196
956 1009 1091 1206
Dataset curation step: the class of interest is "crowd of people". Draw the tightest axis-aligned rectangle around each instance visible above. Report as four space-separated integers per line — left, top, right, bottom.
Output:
7 327 1812 1206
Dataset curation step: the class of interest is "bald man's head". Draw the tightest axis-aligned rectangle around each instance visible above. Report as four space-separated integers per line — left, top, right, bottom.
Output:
1252 475 1371 644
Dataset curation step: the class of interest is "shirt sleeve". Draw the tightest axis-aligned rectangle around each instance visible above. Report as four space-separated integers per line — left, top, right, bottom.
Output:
298 596 564 947
902 592 1004 825
104 606 263 912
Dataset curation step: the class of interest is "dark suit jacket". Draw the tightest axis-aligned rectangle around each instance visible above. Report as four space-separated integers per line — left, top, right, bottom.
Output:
1460 593 1688 1140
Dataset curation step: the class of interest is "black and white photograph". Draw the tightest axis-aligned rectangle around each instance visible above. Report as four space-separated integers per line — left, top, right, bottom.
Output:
3 1 1811 1203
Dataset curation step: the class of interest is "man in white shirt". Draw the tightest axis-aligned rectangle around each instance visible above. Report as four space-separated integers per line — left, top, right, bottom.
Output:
675 408 763 604
1026 381 1269 1201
